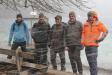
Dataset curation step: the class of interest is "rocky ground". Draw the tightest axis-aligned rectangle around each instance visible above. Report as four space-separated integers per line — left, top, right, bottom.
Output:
0 64 111 75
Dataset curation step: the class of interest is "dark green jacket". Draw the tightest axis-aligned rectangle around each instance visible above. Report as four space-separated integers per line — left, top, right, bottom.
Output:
50 22 66 50
31 22 50 44
65 21 82 46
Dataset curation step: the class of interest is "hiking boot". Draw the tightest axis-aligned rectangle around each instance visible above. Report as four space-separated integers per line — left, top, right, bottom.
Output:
53 66 57 70
78 73 83 75
7 55 12 59
73 72 77 75
61 67 66 71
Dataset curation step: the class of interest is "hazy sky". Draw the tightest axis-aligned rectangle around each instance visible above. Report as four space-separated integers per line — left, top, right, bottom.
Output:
72 0 112 27
91 0 112 18
0 0 111 22
92 0 112 28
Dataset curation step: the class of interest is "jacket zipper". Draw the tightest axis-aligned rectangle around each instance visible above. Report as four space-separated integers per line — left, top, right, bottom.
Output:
90 25 92 32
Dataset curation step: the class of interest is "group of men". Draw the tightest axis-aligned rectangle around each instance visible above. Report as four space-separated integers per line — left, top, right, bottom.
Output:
7 11 108 75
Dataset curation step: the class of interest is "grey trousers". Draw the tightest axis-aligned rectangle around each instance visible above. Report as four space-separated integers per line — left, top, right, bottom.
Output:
85 46 98 75
68 45 83 74
50 47 65 69
34 43 48 65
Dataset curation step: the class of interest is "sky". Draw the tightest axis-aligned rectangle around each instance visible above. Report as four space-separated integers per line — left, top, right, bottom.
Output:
72 0 112 30
0 0 112 18
56 0 112 23
0 0 112 26
92 0 112 18
92 0 112 31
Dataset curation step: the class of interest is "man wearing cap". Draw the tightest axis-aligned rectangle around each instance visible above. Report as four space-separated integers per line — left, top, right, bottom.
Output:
8 14 30 59
50 15 66 71
31 13 50 65
65 11 83 75
81 11 108 75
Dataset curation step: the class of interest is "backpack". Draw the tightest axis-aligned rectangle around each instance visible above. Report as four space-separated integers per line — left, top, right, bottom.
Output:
12 22 27 32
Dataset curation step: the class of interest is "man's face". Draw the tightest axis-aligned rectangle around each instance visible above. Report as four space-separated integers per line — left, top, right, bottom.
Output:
69 14 76 22
38 16 45 24
88 16 97 23
17 17 22 22
55 18 62 25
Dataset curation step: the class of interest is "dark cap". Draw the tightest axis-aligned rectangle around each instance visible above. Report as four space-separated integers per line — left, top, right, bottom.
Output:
16 14 22 18
69 11 76 16
87 11 98 20
39 13 44 18
55 15 62 20
87 11 97 17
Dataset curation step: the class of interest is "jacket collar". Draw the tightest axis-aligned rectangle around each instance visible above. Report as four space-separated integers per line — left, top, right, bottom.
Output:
15 20 24 25
85 21 99 26
68 20 76 25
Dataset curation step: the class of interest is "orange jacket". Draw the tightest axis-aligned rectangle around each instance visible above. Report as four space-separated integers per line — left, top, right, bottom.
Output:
81 21 108 46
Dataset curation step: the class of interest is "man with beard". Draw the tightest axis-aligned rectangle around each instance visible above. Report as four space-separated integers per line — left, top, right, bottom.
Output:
7 14 30 59
65 11 83 75
50 15 66 71
81 11 108 75
31 13 50 66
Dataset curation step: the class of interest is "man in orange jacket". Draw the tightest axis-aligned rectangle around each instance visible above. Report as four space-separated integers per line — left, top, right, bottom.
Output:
81 11 108 75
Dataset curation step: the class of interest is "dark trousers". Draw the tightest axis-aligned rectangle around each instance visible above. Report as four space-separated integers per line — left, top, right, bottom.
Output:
85 46 98 75
34 43 48 65
11 42 26 51
7 41 26 59
50 48 65 69
68 45 83 74
28 43 48 74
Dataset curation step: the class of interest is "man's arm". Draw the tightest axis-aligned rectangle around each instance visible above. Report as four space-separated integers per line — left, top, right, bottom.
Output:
79 22 85 50
24 23 30 45
96 23 108 43
63 24 68 47
81 24 85 45
63 23 68 47
96 31 108 43
8 23 14 45
47 24 51 47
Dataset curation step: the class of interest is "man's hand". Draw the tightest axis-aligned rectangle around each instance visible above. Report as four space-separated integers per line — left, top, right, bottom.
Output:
47 42 51 48
80 44 84 50
8 43 11 47
26 43 30 47
65 47 69 51
96 38 104 43
96 31 108 43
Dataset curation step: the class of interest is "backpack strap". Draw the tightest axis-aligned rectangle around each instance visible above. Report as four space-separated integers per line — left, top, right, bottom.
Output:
22 22 27 31
12 22 27 32
12 22 16 32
